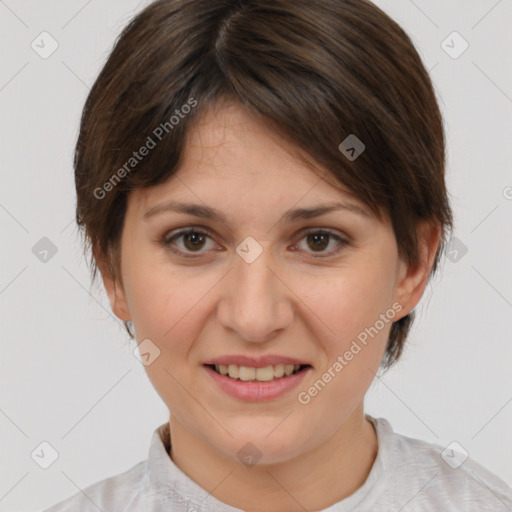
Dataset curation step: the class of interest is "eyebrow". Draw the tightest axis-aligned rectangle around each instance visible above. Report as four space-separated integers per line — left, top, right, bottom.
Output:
143 200 371 224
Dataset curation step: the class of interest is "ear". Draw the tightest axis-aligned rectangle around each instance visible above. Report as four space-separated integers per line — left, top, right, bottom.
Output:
392 221 441 318
94 246 131 322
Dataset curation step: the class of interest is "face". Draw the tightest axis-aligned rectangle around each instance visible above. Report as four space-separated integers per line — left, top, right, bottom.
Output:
103 102 434 465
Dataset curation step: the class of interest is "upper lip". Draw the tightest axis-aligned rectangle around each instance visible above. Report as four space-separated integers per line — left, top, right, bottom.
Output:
203 355 312 368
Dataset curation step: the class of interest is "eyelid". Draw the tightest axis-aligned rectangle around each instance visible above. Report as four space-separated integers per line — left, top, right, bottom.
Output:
296 226 350 242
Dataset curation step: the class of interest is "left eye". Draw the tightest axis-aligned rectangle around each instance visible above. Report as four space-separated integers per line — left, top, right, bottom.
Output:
292 230 348 257
162 228 348 258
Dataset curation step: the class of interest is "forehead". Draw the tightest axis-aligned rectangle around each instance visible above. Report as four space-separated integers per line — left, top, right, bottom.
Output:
134 103 369 212
180 103 320 182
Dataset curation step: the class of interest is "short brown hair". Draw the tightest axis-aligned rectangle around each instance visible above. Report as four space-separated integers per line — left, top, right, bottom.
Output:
74 0 453 369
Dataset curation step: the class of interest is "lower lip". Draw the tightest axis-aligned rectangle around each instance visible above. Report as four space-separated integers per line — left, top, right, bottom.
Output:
203 365 311 402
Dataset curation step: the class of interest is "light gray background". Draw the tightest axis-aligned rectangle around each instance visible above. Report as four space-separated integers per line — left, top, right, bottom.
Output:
1 1 511 510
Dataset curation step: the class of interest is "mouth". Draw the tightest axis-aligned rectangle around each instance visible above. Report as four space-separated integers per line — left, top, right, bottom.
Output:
204 363 312 382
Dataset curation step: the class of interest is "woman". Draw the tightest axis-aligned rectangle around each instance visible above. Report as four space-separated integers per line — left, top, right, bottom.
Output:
45 0 512 510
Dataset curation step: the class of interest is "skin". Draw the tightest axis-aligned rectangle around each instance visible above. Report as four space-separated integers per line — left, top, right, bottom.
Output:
99 102 440 512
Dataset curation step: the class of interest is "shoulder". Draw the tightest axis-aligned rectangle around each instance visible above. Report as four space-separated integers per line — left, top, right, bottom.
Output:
42 461 147 512
371 417 512 511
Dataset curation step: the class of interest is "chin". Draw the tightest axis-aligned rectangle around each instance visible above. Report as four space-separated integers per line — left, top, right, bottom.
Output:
213 422 307 465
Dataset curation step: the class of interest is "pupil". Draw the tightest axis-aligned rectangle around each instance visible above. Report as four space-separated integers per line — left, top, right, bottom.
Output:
308 233 328 251
185 232 204 250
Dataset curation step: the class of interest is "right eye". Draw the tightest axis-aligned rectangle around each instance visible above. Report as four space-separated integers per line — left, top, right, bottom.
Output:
161 228 219 257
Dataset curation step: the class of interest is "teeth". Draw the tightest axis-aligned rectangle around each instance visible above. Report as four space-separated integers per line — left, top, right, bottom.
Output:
274 364 285 378
214 363 304 381
227 364 239 379
256 366 274 381
239 366 255 381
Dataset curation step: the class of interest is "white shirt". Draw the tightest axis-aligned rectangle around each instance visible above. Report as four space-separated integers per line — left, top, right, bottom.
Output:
44 415 512 511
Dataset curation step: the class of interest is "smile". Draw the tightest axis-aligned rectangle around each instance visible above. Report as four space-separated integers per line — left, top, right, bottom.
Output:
203 363 312 401
208 363 310 382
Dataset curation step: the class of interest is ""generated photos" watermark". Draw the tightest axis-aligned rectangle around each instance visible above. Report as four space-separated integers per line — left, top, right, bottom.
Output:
93 97 197 200
297 301 403 405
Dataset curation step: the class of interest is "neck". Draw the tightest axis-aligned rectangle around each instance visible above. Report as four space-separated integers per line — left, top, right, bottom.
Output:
168 404 378 512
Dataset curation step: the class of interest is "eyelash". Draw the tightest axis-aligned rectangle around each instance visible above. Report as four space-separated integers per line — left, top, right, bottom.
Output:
160 227 349 259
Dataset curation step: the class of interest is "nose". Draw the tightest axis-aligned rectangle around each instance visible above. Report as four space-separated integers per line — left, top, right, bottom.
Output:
216 241 294 343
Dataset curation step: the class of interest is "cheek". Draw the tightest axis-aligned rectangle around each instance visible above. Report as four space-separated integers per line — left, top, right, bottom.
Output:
295 272 393 412
120 243 174 335
123 255 218 355
295 261 396 348
123 261 209 404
